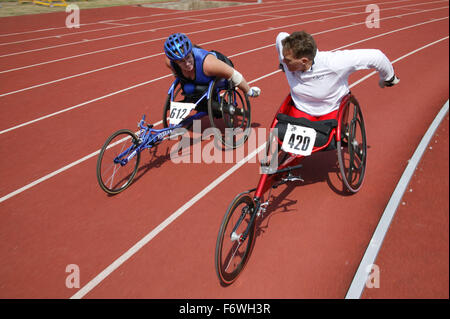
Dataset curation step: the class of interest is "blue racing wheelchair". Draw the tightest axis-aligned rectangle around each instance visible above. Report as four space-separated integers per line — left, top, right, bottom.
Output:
96 76 251 195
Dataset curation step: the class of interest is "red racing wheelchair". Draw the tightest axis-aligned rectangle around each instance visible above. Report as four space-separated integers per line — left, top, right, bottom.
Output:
214 93 367 285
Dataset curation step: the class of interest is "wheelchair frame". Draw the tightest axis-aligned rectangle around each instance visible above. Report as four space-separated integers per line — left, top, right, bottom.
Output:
163 77 252 149
215 93 367 286
96 76 252 195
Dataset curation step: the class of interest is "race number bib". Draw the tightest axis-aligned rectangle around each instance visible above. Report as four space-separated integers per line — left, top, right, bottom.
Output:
169 101 196 125
281 123 317 156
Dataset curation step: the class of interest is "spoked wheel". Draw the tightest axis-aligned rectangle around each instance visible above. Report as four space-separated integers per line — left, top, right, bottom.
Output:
96 129 141 195
208 78 251 149
337 96 367 193
215 192 256 286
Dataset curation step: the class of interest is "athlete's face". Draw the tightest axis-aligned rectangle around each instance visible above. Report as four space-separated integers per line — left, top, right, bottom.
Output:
175 53 194 72
282 48 312 72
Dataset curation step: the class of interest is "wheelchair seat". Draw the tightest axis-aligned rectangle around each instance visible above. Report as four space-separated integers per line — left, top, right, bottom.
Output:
275 112 338 148
266 92 367 193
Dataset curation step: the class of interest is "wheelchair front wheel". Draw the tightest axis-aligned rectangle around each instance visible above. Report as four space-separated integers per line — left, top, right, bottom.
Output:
208 78 251 149
96 129 141 195
215 192 256 286
337 96 367 193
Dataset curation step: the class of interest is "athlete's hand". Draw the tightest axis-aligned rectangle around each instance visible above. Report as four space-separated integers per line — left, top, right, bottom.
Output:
247 87 261 97
379 75 400 88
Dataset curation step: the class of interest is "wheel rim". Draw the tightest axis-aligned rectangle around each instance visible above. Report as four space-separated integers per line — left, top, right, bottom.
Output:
338 102 366 192
216 195 255 285
97 131 140 194
208 80 251 149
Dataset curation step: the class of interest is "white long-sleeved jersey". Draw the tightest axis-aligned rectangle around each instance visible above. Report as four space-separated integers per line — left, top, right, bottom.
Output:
276 32 395 116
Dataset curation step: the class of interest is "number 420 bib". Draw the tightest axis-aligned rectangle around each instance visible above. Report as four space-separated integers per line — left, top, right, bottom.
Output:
281 123 317 156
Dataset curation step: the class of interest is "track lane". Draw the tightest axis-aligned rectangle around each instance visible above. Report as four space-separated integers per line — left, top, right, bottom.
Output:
79 37 449 298
0 5 177 36
0 35 447 298
0 7 446 200
0 1 446 198
0 10 344 88
0 1 448 299
0 0 434 74
361 112 449 299
1 4 446 130
0 0 360 56
1 2 446 129
0 1 401 82
0 14 448 200
0 0 358 40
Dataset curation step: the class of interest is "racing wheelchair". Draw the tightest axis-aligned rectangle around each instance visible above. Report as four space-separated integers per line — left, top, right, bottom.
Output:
96 76 251 195
214 93 367 285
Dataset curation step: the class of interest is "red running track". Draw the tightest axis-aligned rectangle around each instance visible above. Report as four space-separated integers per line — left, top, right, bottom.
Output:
0 0 448 299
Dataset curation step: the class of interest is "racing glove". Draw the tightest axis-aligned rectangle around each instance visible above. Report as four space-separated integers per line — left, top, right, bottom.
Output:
379 74 400 88
247 87 261 97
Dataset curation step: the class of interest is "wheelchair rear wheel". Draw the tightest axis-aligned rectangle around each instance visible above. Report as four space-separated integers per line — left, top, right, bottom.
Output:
337 96 367 193
207 78 251 149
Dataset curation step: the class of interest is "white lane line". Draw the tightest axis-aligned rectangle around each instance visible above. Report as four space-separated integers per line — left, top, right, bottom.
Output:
68 37 449 299
0 53 162 98
1 31 448 205
182 18 212 22
0 1 375 71
1 3 445 98
0 37 165 74
1 0 441 86
0 0 348 38
1 8 446 133
69 142 267 299
100 22 130 27
0 16 192 47
0 70 265 204
349 36 450 88
0 75 171 135
0 0 424 62
0 119 162 204
345 100 449 299
0 2 363 73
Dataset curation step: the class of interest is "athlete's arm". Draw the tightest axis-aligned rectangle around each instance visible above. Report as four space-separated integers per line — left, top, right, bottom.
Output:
203 54 260 97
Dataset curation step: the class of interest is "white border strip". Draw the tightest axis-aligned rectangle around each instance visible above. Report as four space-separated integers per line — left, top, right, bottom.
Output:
345 100 449 299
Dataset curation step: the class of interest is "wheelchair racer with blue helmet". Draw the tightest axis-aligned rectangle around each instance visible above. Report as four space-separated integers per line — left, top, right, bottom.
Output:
164 33 261 115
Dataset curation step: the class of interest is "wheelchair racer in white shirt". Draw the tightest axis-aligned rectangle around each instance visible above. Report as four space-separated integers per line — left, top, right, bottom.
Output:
276 31 400 121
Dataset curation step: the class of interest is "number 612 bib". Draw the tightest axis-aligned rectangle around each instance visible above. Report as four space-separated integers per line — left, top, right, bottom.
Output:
281 123 317 156
169 101 196 125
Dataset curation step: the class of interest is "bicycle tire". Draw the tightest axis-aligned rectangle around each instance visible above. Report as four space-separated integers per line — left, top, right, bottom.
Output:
215 192 256 285
96 129 141 195
207 78 251 149
337 97 367 193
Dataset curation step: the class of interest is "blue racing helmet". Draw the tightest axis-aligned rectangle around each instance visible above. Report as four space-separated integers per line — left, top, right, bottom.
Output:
164 33 193 61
